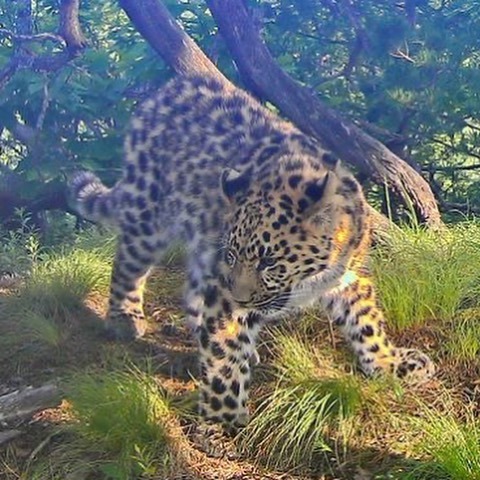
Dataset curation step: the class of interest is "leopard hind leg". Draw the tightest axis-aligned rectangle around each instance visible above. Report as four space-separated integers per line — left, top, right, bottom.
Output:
106 226 168 341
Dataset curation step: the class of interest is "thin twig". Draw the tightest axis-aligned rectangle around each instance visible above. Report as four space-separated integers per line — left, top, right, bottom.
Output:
0 28 65 46
36 80 51 131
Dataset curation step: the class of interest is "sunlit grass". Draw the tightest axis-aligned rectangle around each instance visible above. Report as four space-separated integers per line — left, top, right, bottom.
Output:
22 248 112 313
3 220 480 478
397 407 480 480
443 311 480 362
28 367 179 480
0 242 113 358
372 222 480 330
240 331 364 471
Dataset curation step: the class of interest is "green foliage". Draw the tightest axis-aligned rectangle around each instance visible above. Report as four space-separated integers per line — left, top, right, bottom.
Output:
0 232 114 354
0 0 170 214
443 311 480 362
252 0 480 207
0 209 41 274
2 0 480 220
371 222 480 329
16 247 112 316
241 331 363 470
242 382 348 470
29 368 175 480
401 409 480 480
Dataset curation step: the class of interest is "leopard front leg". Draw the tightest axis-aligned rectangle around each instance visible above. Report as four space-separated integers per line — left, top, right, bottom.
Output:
321 271 435 383
185 250 261 365
193 282 262 457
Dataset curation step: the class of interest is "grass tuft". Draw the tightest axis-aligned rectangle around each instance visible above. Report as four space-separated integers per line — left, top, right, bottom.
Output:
0 242 113 361
443 311 480 362
4 247 111 333
400 408 480 480
0 208 41 274
241 331 363 471
372 222 480 329
22 248 112 315
29 367 177 479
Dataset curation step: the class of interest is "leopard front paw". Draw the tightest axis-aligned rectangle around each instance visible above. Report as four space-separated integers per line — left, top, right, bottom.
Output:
394 348 435 383
190 422 239 460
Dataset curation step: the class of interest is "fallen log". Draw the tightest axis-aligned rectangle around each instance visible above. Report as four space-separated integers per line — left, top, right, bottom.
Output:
0 383 61 425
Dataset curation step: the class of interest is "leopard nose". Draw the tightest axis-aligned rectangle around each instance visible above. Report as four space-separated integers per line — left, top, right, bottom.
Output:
231 277 255 305
232 285 253 304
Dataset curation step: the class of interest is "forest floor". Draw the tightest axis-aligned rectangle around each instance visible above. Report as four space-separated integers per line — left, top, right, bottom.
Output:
1 225 480 479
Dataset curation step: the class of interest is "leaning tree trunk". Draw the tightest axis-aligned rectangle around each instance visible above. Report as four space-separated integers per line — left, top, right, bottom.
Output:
207 0 442 228
119 0 442 228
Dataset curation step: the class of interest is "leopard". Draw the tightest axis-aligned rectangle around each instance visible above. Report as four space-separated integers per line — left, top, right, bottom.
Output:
69 74 435 433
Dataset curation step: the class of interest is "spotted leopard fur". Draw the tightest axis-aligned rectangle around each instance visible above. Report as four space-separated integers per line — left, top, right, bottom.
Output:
70 75 435 430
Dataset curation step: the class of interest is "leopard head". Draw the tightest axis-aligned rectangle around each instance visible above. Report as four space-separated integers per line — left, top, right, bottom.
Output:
220 159 367 314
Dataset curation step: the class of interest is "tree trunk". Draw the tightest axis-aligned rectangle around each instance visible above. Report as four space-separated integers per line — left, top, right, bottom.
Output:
59 0 88 54
119 0 225 79
119 0 442 228
206 0 442 227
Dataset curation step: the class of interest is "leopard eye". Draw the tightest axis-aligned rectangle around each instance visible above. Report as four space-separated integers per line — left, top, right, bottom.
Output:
258 257 276 271
226 250 237 267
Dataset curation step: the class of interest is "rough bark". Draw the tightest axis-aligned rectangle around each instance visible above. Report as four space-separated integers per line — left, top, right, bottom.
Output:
206 0 442 227
59 0 87 54
0 384 61 424
119 0 224 79
119 0 441 228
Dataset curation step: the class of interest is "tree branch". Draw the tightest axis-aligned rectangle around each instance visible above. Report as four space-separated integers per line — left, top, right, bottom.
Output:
0 29 65 46
423 164 480 173
0 384 60 424
432 137 480 162
119 0 223 79
117 0 437 234
0 0 87 92
0 58 19 90
206 0 442 227
58 0 87 54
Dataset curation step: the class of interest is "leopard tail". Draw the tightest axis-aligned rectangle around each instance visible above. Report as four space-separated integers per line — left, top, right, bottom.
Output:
68 171 119 226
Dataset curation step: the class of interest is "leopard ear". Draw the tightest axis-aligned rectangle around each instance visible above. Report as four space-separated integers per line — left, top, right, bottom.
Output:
220 168 252 203
299 173 331 216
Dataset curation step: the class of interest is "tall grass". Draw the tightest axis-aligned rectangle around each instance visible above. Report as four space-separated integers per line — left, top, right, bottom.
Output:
0 242 113 355
0 208 41 274
21 248 111 314
371 222 480 330
443 310 480 362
